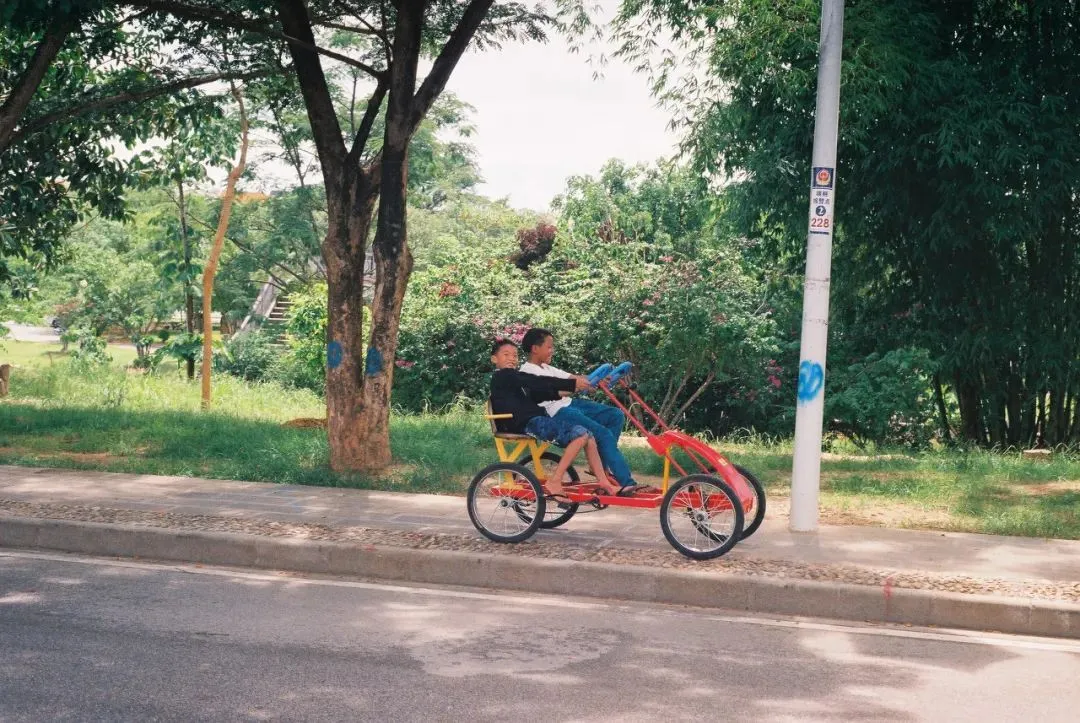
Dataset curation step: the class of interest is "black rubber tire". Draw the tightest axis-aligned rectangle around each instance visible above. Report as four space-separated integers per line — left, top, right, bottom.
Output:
516 451 580 529
734 464 767 539
660 474 744 560
467 462 545 544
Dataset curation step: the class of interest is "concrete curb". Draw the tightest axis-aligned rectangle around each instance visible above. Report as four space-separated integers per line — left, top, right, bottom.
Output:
2 514 1077 639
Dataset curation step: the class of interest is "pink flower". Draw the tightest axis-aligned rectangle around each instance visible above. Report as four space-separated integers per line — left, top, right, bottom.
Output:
659 255 673 263
768 375 782 389
395 359 415 369
642 299 654 306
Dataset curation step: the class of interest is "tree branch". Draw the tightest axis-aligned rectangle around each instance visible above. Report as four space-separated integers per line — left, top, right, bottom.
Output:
671 370 716 427
202 82 249 407
313 17 389 48
345 78 388 168
275 0 347 191
0 14 79 155
6 71 262 148
409 0 495 135
126 0 386 79
187 215 312 287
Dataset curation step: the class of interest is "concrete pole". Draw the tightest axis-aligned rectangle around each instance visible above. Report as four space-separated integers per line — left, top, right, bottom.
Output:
790 0 845 533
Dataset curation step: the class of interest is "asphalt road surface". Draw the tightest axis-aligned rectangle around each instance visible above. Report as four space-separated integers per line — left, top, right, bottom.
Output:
2 550 1079 722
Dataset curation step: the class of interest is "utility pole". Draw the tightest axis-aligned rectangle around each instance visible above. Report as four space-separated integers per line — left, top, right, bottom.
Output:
790 0 845 532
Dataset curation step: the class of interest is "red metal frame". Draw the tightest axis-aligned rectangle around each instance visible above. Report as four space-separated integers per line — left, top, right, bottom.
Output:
511 373 756 512
591 377 756 510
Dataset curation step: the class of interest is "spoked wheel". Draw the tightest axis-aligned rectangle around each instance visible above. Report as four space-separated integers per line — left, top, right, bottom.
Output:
660 474 744 560
516 451 580 529
467 463 545 544
734 464 767 539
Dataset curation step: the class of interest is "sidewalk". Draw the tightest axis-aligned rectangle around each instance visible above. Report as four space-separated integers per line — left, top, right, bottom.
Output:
1 465 1078 638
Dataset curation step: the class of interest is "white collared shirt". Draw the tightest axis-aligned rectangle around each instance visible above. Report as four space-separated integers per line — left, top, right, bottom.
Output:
519 361 573 416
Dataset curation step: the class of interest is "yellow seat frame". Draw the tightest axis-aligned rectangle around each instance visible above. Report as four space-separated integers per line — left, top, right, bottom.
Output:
484 403 551 472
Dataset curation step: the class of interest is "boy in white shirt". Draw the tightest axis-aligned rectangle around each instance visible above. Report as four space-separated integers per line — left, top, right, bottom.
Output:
519 328 638 492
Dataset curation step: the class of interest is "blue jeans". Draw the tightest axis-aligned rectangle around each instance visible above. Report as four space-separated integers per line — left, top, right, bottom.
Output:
554 398 636 487
524 416 591 449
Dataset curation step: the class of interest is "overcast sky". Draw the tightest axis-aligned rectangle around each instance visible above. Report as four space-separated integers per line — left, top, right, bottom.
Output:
444 21 680 212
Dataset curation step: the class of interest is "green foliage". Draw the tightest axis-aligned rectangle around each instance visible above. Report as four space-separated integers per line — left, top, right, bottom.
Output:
68 327 110 367
392 159 785 435
0 6 250 274
825 348 937 449
613 0 1080 447
271 282 328 393
215 329 279 382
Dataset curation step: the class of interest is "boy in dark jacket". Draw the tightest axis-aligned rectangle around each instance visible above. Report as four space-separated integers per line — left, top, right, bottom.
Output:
489 339 618 497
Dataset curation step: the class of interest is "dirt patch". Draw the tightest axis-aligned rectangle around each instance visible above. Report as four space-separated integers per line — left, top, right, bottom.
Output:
764 489 958 530
282 418 327 429
1018 481 1080 496
821 452 912 462
0 446 130 465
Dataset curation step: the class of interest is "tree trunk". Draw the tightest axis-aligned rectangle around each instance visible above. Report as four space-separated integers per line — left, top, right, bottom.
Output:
956 378 983 444
177 180 196 380
0 15 76 154
342 0 425 471
1005 365 1023 446
201 87 248 408
1035 389 1047 448
323 172 379 471
276 0 494 471
933 373 952 443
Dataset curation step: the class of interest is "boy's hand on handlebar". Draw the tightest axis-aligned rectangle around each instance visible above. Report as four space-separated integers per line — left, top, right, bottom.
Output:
573 375 593 392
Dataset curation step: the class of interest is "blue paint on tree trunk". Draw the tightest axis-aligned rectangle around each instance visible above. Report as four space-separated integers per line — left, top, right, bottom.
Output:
365 347 384 376
326 340 343 369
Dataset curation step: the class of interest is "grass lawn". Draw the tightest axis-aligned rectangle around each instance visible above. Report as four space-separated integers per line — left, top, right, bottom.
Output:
1 338 139 369
0 339 1077 540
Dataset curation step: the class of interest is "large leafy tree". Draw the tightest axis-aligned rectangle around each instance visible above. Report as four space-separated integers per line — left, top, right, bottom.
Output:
2 1 551 470
0 2 263 285
613 0 1080 447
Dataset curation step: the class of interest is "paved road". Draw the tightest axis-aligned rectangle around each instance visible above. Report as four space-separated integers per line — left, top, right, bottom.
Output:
2 551 1079 722
3 322 60 343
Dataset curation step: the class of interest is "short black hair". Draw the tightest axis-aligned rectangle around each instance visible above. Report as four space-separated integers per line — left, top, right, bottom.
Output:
490 338 517 355
521 328 553 355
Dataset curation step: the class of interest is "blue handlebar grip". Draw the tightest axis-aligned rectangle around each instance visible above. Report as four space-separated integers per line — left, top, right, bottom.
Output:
586 363 613 386
605 361 633 386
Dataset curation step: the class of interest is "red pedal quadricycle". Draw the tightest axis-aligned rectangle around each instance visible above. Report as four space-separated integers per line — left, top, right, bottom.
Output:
466 362 766 559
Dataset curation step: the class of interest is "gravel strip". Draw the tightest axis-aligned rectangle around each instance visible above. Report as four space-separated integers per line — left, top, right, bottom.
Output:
2 497 1077 604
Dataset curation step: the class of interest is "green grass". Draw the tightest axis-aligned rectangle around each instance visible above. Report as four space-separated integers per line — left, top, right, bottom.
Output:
0 346 1078 540
1 338 138 369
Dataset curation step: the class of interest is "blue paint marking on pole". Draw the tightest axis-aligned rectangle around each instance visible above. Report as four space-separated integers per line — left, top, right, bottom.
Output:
326 340 343 369
797 360 824 403
365 347 384 376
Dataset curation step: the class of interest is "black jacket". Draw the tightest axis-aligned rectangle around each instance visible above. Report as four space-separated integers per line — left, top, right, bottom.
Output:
489 369 576 434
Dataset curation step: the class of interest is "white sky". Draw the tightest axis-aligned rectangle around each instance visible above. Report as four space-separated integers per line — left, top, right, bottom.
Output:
223 4 683 212
446 27 680 211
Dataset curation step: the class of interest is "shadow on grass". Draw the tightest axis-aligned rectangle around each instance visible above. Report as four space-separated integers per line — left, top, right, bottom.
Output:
825 473 947 501
0 404 495 494
955 481 1080 539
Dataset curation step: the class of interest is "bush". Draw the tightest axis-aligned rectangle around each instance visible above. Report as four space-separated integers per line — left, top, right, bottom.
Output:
216 330 280 382
825 347 937 448
269 283 328 394
69 327 112 367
